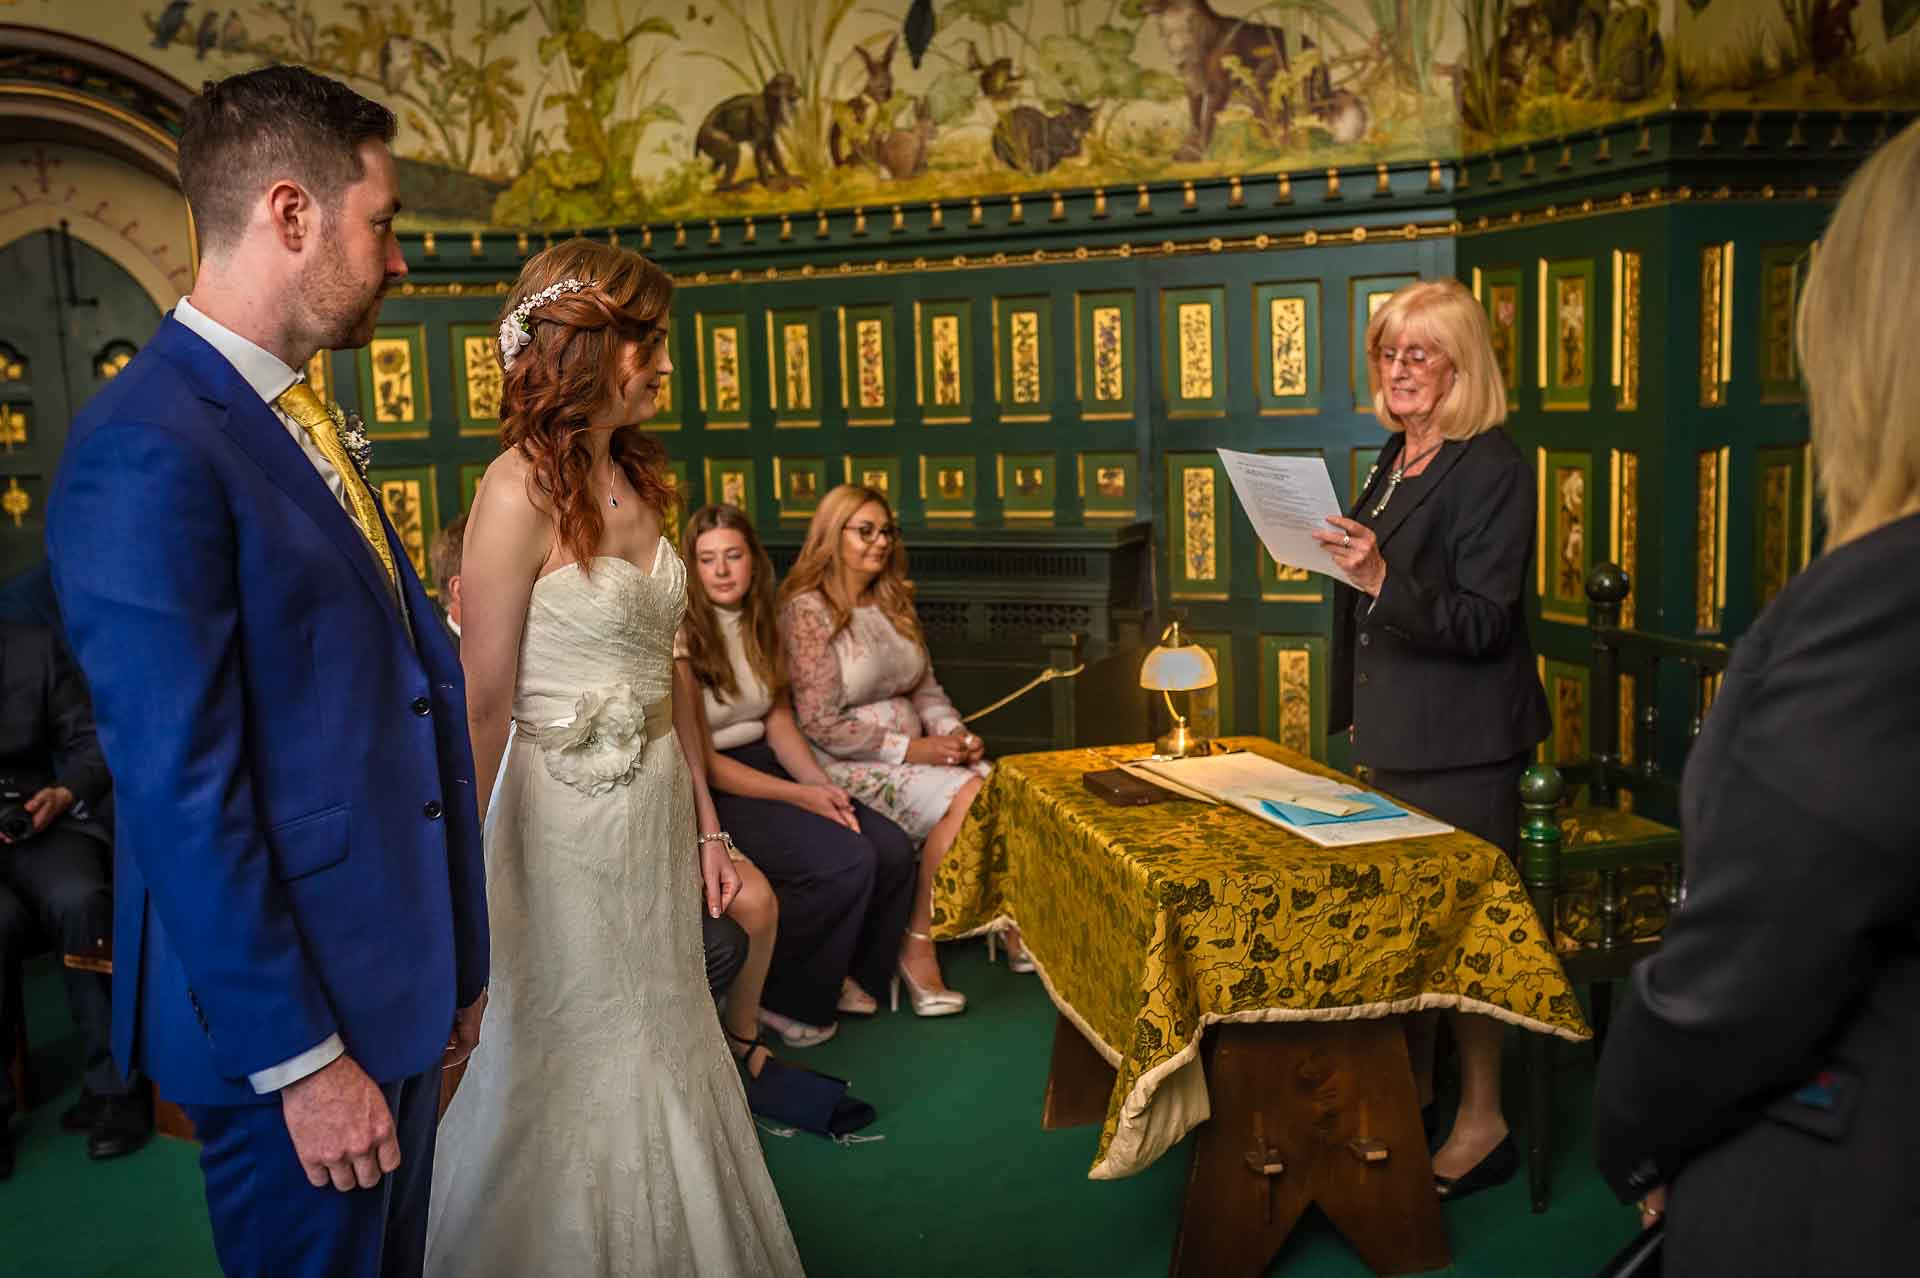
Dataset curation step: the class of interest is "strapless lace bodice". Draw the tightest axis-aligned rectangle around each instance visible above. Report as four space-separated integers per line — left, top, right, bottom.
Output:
513 543 686 797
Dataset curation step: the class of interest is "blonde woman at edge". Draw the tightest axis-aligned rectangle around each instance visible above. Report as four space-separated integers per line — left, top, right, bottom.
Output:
778 485 1027 1014
425 238 802 1277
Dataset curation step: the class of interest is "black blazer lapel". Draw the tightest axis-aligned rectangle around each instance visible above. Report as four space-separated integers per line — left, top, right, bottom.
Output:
1365 437 1470 551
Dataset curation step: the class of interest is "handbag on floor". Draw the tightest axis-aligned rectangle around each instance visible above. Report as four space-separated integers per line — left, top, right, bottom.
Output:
740 1054 876 1138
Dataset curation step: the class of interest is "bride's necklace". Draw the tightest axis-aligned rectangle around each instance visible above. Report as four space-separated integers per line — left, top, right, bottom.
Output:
1370 437 1445 517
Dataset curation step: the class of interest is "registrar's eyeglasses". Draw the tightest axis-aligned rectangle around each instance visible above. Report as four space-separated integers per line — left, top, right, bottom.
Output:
843 520 901 545
1377 345 1446 372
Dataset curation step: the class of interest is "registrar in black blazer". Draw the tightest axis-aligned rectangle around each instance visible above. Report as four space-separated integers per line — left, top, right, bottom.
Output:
1329 427 1550 772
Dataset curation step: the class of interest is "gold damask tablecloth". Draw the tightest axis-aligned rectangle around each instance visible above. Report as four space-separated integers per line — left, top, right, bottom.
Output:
930 736 1591 1180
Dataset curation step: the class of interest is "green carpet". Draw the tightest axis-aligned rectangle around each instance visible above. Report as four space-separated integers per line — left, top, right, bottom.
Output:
4 947 1638 1276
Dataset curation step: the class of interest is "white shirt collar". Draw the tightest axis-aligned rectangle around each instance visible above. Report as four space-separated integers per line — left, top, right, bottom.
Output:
173 295 302 407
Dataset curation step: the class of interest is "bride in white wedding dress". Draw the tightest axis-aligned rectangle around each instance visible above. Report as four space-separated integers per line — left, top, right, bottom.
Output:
425 241 804 1277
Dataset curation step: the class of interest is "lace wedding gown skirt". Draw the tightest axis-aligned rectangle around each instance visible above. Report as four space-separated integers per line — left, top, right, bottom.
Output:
426 544 803 1277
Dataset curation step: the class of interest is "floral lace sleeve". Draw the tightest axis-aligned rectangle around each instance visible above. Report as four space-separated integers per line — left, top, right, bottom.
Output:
909 659 965 737
780 593 910 764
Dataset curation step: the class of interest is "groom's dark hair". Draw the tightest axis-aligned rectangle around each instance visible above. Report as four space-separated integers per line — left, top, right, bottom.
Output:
178 65 398 256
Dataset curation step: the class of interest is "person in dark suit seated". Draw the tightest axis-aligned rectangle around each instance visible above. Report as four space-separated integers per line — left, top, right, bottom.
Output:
429 513 467 645
1594 121 1920 1272
0 622 149 1177
1312 277 1551 1203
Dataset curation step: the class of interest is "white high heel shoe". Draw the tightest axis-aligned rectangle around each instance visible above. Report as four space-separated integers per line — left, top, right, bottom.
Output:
890 932 966 1017
987 926 1037 974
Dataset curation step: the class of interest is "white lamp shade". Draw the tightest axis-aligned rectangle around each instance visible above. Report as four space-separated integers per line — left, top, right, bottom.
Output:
1139 642 1218 692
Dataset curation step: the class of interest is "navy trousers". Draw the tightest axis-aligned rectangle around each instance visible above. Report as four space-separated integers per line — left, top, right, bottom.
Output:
182 1067 441 1278
712 739 918 1025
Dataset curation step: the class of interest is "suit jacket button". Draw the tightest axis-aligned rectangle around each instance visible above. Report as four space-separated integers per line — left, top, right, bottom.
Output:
1356 672 1370 686
423 800 444 820
1359 632 1371 647
411 696 432 716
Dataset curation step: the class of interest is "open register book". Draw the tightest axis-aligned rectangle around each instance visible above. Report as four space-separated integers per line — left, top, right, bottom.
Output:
1129 752 1454 848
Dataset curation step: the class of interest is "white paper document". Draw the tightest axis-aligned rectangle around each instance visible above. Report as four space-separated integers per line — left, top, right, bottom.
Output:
1215 448 1355 588
1132 752 1454 848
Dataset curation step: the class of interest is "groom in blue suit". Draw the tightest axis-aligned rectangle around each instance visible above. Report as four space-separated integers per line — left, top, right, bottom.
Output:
47 67 488 1277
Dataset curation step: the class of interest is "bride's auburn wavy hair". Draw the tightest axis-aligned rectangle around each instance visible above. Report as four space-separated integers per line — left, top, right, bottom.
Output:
776 484 922 645
498 238 677 575
680 503 786 703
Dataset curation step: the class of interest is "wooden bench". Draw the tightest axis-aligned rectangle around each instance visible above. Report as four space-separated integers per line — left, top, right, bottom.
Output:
1517 561 1731 1211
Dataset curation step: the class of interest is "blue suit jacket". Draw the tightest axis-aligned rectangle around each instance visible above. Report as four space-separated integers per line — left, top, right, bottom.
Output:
47 317 489 1107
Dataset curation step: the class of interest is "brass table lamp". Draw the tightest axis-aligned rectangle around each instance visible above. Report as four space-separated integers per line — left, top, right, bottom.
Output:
1139 620 1218 759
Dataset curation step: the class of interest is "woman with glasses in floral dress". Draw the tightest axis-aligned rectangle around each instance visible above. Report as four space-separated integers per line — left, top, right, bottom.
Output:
778 485 1025 1016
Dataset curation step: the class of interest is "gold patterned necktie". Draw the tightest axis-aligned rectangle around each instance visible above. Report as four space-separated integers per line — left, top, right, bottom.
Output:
274 380 399 590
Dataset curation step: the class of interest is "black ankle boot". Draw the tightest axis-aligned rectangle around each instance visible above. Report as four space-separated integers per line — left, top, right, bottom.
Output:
86 1091 153 1161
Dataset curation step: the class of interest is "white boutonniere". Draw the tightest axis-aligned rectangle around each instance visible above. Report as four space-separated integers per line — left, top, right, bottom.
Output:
324 400 373 478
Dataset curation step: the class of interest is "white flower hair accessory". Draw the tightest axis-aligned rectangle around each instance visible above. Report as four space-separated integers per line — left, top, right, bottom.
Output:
498 277 594 371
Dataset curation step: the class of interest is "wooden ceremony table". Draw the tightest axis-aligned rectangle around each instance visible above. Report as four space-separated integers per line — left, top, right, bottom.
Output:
930 737 1590 1277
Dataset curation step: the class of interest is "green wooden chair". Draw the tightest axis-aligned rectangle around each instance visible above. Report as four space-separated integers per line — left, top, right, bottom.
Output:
1517 562 1731 1212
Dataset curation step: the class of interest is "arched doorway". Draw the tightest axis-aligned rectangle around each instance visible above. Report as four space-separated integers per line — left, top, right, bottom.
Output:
0 27 190 578
0 228 164 578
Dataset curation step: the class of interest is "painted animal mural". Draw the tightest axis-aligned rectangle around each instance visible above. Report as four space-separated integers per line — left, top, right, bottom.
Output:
695 72 802 191
65 0 1910 229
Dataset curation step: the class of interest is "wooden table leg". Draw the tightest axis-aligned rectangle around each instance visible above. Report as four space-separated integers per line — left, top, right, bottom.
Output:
1042 1011 1116 1131
1168 1020 1450 1278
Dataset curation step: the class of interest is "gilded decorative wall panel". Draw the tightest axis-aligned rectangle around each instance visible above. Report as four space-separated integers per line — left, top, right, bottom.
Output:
1541 259 1594 411
1077 291 1135 420
1167 453 1228 599
921 454 975 520
1754 444 1812 609
1079 451 1137 521
1539 657 1590 768
767 308 822 427
1476 266 1524 396
370 465 439 587
1252 281 1319 415
994 297 1050 421
1186 631 1234 738
1259 636 1326 762
704 457 757 516
1696 447 1729 632
305 349 332 405
357 326 428 437
916 300 973 423
1611 250 1640 411
843 455 900 503
838 304 895 425
1610 449 1639 629
1159 287 1225 418
1759 244 1810 402
998 453 1057 520
1700 243 1732 407
449 323 502 435
1538 448 1592 625
0 405 28 452
696 312 749 428
774 456 826 521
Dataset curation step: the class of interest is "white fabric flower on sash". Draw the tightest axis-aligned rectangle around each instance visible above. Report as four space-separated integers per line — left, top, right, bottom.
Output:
540 683 648 796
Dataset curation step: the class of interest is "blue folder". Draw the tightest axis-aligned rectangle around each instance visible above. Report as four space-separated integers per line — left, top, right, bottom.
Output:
1258 791 1409 827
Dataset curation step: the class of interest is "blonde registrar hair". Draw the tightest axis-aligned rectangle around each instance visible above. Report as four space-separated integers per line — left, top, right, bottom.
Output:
777 484 923 646
1364 278 1508 440
1797 119 1920 551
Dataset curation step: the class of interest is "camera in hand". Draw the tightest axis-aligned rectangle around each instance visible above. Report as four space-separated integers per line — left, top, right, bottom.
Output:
0 776 38 841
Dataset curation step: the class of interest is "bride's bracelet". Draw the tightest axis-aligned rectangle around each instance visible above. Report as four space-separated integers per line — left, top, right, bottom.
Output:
697 831 736 854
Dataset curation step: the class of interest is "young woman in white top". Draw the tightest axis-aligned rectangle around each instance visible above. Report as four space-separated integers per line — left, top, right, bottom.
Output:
675 503 918 1044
